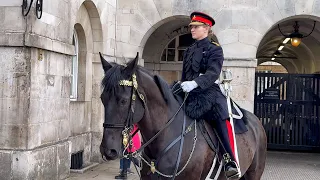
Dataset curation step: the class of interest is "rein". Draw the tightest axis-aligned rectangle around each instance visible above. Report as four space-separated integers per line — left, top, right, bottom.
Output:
102 73 196 179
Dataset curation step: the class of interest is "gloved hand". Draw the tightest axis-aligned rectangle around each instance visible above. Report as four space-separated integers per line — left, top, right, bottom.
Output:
181 81 198 92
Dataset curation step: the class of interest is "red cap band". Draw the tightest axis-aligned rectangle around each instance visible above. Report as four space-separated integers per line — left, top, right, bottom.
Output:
191 16 212 26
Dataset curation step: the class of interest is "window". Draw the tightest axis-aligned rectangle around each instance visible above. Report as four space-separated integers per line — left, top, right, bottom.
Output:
70 30 79 100
161 33 195 62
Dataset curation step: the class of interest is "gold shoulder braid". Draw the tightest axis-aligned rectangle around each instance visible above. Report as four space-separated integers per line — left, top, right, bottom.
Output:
211 41 220 46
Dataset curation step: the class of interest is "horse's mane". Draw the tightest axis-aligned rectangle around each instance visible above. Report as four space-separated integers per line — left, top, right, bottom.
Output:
101 63 126 93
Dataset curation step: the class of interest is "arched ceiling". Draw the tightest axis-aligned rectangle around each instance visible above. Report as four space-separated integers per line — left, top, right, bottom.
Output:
257 16 320 74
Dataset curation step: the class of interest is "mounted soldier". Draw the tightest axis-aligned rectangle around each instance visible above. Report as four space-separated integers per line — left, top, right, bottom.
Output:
179 11 240 178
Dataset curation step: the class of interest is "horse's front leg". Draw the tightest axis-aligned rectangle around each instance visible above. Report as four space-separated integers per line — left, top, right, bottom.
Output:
140 161 153 180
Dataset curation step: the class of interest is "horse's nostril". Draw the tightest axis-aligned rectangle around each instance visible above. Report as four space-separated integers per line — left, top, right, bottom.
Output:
109 149 118 158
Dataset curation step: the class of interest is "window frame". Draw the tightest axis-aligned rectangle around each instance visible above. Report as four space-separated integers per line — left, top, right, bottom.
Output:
70 29 79 101
161 33 193 63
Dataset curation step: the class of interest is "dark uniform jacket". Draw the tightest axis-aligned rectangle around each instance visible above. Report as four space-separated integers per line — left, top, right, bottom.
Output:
181 37 229 121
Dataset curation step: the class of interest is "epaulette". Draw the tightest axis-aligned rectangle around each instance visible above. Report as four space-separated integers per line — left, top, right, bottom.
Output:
211 41 220 46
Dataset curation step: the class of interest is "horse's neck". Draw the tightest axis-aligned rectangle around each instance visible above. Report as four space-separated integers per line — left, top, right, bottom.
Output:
136 70 192 158
138 91 189 158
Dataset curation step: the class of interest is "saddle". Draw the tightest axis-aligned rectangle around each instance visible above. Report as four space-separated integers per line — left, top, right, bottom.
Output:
171 81 248 134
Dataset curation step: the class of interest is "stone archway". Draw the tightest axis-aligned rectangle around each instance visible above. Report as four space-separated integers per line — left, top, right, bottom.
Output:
255 14 320 151
257 61 289 73
69 0 105 168
257 15 320 74
142 16 189 83
142 16 220 83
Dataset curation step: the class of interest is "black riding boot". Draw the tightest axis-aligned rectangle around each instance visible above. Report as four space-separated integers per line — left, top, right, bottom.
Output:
215 120 240 179
115 169 128 179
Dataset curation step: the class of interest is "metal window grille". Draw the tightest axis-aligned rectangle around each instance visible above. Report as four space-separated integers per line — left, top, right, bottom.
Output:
70 150 84 169
161 33 194 62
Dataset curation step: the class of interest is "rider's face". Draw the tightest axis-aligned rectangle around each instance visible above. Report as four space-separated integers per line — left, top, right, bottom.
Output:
190 25 209 40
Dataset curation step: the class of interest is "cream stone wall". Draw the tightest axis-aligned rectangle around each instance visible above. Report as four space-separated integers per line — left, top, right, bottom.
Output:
1 0 320 179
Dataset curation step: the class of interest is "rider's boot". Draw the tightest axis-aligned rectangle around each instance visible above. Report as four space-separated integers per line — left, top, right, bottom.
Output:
215 119 240 179
223 153 239 179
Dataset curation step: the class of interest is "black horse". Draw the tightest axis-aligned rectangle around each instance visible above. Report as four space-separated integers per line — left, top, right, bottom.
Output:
99 53 267 180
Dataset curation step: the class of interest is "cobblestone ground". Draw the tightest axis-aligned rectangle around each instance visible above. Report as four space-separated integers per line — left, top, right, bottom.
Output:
67 151 320 180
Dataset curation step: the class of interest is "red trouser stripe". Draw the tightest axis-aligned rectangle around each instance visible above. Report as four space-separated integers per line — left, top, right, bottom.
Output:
226 120 236 160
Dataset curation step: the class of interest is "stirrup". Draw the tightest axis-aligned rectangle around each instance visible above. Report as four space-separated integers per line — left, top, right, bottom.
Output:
223 153 240 179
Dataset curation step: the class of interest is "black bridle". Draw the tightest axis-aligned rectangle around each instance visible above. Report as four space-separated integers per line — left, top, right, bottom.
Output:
102 73 146 129
102 73 194 179
102 73 146 149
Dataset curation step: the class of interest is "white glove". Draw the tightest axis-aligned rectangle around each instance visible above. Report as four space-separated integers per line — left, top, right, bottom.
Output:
181 81 198 92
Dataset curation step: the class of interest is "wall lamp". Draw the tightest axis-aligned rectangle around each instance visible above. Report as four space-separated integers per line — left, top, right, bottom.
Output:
22 0 43 19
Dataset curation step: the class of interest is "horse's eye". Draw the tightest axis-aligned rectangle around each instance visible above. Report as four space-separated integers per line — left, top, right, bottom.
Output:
120 99 127 105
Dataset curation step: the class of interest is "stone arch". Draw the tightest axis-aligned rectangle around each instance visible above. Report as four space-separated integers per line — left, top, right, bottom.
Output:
258 60 296 74
71 0 104 102
257 15 320 74
74 2 96 101
141 15 189 83
257 61 289 73
142 15 218 83
82 0 103 55
69 0 104 166
140 15 190 48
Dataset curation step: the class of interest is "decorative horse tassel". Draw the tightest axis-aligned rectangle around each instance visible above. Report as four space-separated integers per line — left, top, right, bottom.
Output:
150 161 156 173
123 133 129 146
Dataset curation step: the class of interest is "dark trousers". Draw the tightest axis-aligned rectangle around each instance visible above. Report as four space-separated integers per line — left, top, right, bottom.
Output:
120 158 131 170
214 119 236 162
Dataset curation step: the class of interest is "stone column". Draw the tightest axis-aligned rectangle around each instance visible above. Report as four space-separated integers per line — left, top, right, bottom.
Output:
222 59 257 113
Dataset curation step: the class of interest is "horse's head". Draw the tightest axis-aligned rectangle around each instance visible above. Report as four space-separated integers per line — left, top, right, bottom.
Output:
99 52 145 160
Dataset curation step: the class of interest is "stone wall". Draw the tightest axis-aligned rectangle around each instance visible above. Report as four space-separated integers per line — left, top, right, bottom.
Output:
0 47 30 150
1 0 320 179
0 0 110 179
28 49 71 149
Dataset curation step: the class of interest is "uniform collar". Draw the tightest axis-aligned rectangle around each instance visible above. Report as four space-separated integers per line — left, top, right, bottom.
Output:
195 37 210 47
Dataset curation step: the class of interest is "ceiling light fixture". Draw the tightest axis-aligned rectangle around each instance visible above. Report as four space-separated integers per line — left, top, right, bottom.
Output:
282 38 290 44
274 50 282 57
278 21 316 47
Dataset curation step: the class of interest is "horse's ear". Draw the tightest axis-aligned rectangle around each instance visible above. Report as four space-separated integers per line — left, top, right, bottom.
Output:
99 52 112 72
124 52 139 76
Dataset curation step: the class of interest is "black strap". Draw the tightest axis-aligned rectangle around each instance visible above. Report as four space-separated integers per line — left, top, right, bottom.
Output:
135 93 189 154
171 112 186 180
103 123 125 128
155 121 195 167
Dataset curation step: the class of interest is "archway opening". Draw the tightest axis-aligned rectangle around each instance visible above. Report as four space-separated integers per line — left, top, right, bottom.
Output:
257 61 288 73
257 15 320 74
254 15 320 152
142 16 218 83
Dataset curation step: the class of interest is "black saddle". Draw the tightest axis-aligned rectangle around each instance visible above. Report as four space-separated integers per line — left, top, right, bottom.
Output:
171 81 248 134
